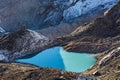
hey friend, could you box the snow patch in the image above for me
[27,29,49,41]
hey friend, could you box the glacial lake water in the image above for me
[16,47,96,72]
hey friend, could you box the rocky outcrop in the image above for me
[63,0,120,53]
[62,35,120,53]
[99,46,120,67]
[0,0,118,32]
[0,29,54,62]
[83,45,120,80]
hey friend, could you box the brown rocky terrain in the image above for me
[63,0,120,53]
[0,63,79,80]
[83,46,120,80]
[0,0,120,80]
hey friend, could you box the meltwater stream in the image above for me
[16,47,96,72]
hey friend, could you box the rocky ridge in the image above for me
[0,29,54,62]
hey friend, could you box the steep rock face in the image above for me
[0,0,118,32]
[0,29,53,62]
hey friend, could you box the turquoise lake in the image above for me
[16,47,96,72]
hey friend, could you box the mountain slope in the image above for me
[0,0,118,32]
[0,0,120,80]
[63,0,120,53]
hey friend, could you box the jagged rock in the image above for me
[99,47,120,67]
[84,46,120,80]
[0,29,53,62]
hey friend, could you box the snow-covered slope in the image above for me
[63,0,118,20]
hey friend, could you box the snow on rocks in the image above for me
[0,29,52,62]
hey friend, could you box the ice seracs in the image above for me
[63,0,118,20]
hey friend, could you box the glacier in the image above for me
[63,0,118,20]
